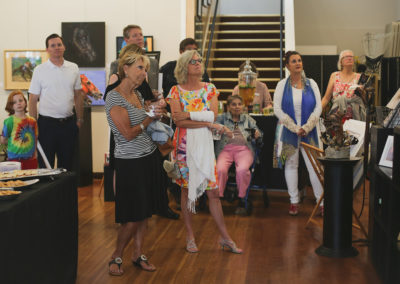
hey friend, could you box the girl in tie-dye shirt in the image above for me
[1,90,38,169]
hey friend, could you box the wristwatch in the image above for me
[140,123,145,131]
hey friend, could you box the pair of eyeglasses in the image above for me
[189,59,202,65]
[234,122,238,130]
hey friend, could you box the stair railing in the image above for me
[203,0,219,74]
[280,0,284,79]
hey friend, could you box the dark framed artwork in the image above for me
[146,51,160,64]
[116,36,153,59]
[62,22,105,67]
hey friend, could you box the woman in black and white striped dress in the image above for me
[105,51,164,275]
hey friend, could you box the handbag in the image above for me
[162,127,181,180]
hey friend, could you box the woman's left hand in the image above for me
[173,111,189,122]
[297,128,306,137]
[223,126,234,138]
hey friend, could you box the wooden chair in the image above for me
[301,142,368,238]
[300,142,325,227]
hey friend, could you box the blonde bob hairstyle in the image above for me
[118,51,150,79]
[119,43,145,59]
[337,49,354,70]
[174,50,203,84]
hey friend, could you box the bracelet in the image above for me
[140,123,145,132]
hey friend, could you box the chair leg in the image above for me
[352,209,368,239]
[305,192,324,228]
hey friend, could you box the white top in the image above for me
[274,77,322,134]
[29,59,82,118]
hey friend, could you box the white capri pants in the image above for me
[284,145,323,205]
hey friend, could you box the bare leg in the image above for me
[206,189,231,240]
[131,219,155,271]
[181,187,195,240]
[109,222,137,274]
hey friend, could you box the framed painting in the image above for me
[62,22,105,67]
[3,50,48,90]
[145,51,160,64]
[116,35,153,59]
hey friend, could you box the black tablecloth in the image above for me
[0,172,78,284]
[250,115,287,190]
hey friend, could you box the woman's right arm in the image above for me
[109,106,155,141]
[321,72,335,110]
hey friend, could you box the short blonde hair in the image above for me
[118,51,150,79]
[119,43,145,59]
[337,49,354,70]
[174,50,203,84]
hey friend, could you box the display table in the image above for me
[250,115,287,189]
[0,172,78,284]
[316,157,361,257]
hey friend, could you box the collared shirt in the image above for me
[29,59,82,118]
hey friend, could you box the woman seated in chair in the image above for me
[215,95,262,214]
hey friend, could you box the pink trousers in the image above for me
[216,144,253,198]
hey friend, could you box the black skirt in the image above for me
[114,150,167,223]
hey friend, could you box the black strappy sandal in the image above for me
[132,254,156,272]
[108,257,123,276]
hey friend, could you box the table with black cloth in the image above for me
[250,115,287,189]
[0,172,78,284]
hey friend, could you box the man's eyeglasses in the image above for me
[189,59,202,65]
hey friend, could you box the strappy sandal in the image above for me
[186,238,199,253]
[108,257,123,276]
[132,254,156,272]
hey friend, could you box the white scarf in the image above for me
[186,111,215,213]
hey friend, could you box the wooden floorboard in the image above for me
[76,180,380,284]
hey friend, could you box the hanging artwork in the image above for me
[79,69,106,106]
[62,22,105,67]
[3,50,48,90]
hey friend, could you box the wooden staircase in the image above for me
[201,15,285,100]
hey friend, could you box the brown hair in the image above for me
[179,38,197,53]
[123,25,142,39]
[227,95,243,105]
[5,90,27,115]
[284,50,301,66]
[45,33,64,48]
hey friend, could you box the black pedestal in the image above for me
[316,157,361,257]
[78,107,93,186]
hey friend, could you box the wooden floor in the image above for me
[76,180,381,284]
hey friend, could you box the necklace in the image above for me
[291,78,301,88]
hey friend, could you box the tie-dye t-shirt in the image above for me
[1,115,38,160]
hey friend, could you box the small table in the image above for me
[0,172,78,284]
[316,157,361,257]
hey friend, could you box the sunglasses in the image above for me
[189,59,202,65]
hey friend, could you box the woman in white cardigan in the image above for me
[166,50,242,254]
[273,51,323,216]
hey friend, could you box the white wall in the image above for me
[294,0,399,56]
[219,0,281,15]
[0,0,184,172]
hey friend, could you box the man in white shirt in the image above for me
[28,33,84,171]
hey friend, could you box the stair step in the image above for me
[213,50,283,58]
[217,24,284,31]
[198,30,284,39]
[209,58,282,68]
[198,30,283,34]
[218,15,283,22]
[214,41,283,48]
[216,21,284,25]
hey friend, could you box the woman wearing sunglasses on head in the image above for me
[166,50,242,254]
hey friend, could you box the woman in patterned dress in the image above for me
[321,50,365,121]
[166,50,242,254]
